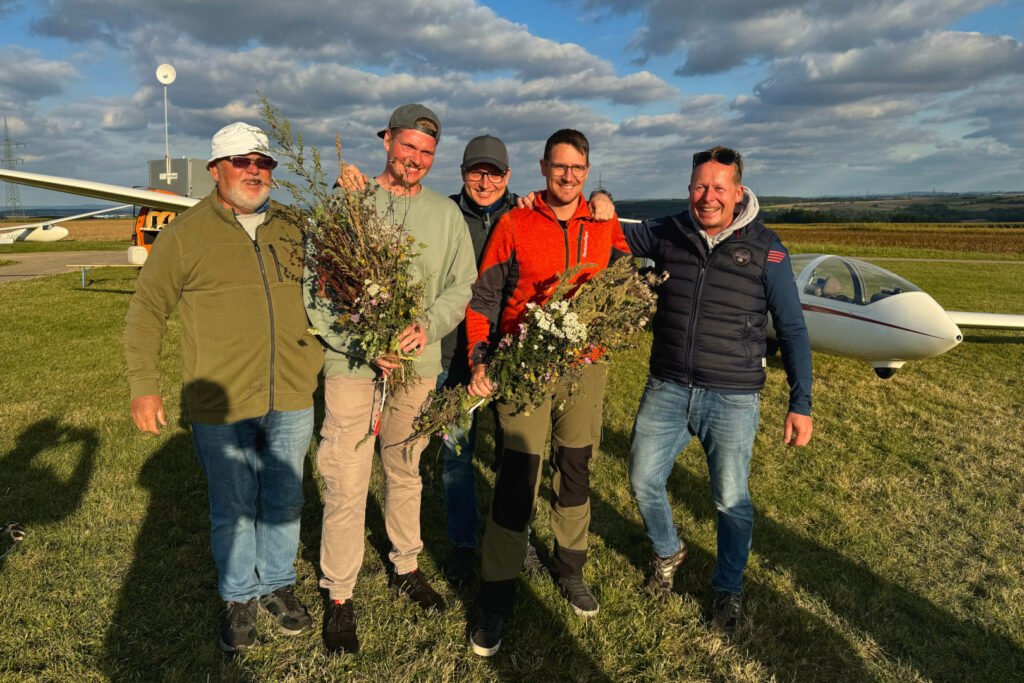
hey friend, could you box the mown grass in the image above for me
[1,251,1022,681]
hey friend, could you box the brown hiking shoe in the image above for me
[647,542,688,597]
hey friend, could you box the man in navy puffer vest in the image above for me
[623,146,813,636]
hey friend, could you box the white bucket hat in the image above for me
[208,122,277,165]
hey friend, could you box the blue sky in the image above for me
[1,0,1023,206]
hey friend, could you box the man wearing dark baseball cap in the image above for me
[308,104,476,656]
[377,103,442,142]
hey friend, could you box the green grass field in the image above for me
[0,240,129,254]
[1,250,1022,681]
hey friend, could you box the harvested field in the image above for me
[0,218,133,242]
[769,222,1024,256]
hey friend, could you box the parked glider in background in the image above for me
[0,168,198,263]
[0,205,132,244]
[776,254,1024,377]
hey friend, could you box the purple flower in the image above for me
[350,313,361,323]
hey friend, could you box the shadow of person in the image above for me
[102,383,253,681]
[0,418,98,571]
[589,423,877,679]
[654,434,1024,680]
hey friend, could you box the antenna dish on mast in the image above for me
[156,64,176,85]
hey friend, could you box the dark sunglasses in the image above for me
[692,148,739,168]
[226,155,277,171]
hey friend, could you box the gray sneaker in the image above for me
[259,585,313,635]
[220,598,257,653]
[647,542,688,597]
[557,575,599,617]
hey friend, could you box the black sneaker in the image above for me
[647,542,688,597]
[470,612,505,657]
[521,543,545,577]
[323,599,359,655]
[259,585,313,635]
[557,575,599,617]
[389,569,447,611]
[443,546,477,588]
[711,590,743,636]
[220,598,257,653]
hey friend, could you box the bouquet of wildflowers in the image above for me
[261,101,425,391]
[411,258,666,447]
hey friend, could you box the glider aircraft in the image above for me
[0,205,132,244]
[3,168,1023,375]
[777,253,1024,378]
[0,168,196,263]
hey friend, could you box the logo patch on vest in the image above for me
[732,248,752,266]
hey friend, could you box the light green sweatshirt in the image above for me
[304,181,476,379]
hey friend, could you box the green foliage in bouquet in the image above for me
[260,100,425,389]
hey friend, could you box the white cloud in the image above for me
[754,32,1024,105]
[0,46,78,101]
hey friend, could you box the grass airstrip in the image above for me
[1,225,1022,681]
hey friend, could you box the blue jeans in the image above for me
[192,407,313,602]
[436,369,479,548]
[628,377,759,595]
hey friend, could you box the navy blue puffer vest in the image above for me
[647,213,779,391]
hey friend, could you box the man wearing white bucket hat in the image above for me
[125,121,324,653]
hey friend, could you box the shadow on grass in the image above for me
[959,333,1024,345]
[605,417,1024,680]
[0,418,97,571]
[101,385,264,681]
[418,411,612,681]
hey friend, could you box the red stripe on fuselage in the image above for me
[801,303,946,339]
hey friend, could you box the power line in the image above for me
[2,117,26,217]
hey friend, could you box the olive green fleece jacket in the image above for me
[125,191,324,424]
[304,181,476,379]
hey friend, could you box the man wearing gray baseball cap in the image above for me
[307,104,476,656]
[125,121,323,653]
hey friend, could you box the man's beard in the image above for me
[390,158,422,188]
[222,180,270,213]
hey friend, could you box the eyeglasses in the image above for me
[692,148,739,168]
[226,155,277,171]
[464,169,507,183]
[545,162,589,177]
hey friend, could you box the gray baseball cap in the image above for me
[462,135,508,172]
[377,103,441,142]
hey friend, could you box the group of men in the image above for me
[124,103,813,658]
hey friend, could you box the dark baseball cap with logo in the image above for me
[461,135,508,172]
[377,103,441,142]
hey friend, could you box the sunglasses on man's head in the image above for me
[226,155,277,171]
[692,149,739,168]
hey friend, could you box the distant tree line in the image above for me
[762,203,1024,224]
[601,196,1024,224]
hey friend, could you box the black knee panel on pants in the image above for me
[492,449,541,531]
[480,578,517,617]
[554,445,592,508]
